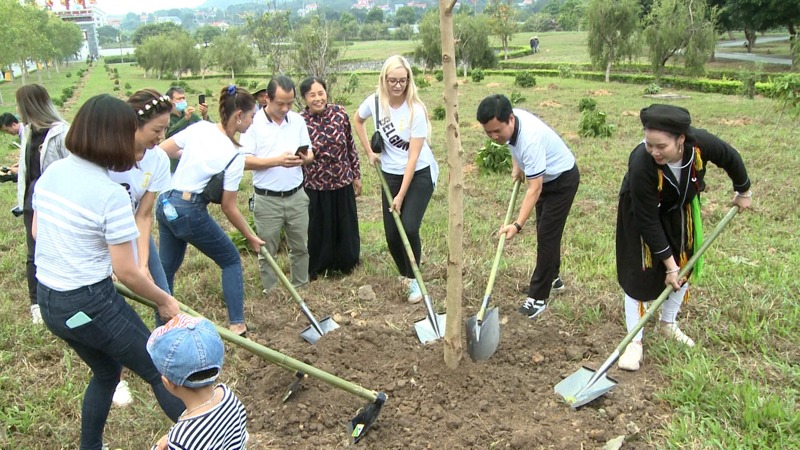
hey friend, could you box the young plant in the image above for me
[578,97,597,112]
[475,139,512,174]
[644,83,661,95]
[515,71,537,88]
[579,109,615,138]
[471,69,485,83]
[510,91,526,105]
[432,105,446,120]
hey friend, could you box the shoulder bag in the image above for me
[370,94,384,154]
[202,154,239,204]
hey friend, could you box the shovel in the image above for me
[555,206,740,409]
[115,283,386,443]
[466,180,522,361]
[374,165,445,344]
[257,243,339,344]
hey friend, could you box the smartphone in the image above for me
[198,94,206,104]
[295,145,309,156]
[66,311,92,329]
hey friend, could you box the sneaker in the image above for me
[112,380,133,407]
[551,277,565,293]
[518,298,547,319]
[618,341,643,371]
[406,278,422,304]
[30,304,43,325]
[661,322,695,347]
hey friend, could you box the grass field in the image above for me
[0,37,798,448]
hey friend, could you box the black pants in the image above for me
[528,164,580,300]
[381,167,434,279]
[307,184,360,279]
[24,209,37,305]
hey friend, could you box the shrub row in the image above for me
[104,55,137,64]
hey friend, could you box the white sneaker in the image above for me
[661,322,695,347]
[30,304,43,325]
[112,380,133,407]
[618,341,643,371]
[405,278,422,304]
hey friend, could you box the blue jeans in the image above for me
[156,191,245,325]
[37,278,184,450]
[147,235,171,327]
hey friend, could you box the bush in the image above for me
[434,71,443,82]
[579,109,615,138]
[432,105,446,121]
[738,66,761,99]
[475,139,512,174]
[249,80,259,90]
[558,65,574,79]
[644,83,661,95]
[471,69,485,83]
[125,90,133,97]
[510,91,526,105]
[113,86,120,91]
[332,94,352,106]
[416,77,430,89]
[65,72,72,78]
[124,82,132,90]
[411,66,422,77]
[205,88,213,97]
[578,97,597,112]
[515,71,536,88]
[103,55,137,64]
[60,95,69,104]
[53,97,64,107]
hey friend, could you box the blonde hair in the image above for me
[376,55,431,141]
[15,84,65,131]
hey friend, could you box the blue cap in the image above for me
[147,314,224,388]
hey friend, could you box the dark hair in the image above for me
[66,94,137,172]
[186,367,220,383]
[128,89,172,127]
[166,86,185,100]
[0,113,18,128]
[267,75,296,100]
[299,77,327,99]
[218,85,255,146]
[476,94,513,124]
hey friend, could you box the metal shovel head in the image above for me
[282,371,306,403]
[348,392,387,444]
[414,313,446,344]
[554,366,618,409]
[299,316,340,345]
[466,307,500,361]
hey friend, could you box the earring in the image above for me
[237,119,241,125]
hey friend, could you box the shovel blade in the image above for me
[282,371,306,403]
[414,313,446,344]
[300,317,340,344]
[554,366,618,409]
[466,307,500,361]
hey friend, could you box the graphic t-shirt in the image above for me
[108,146,171,211]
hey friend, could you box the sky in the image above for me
[95,0,205,16]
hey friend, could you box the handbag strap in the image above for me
[222,154,238,171]
[373,94,380,134]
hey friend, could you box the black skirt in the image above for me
[306,184,360,278]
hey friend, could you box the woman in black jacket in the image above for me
[616,104,752,371]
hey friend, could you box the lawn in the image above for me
[0,46,798,448]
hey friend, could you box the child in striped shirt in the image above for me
[148,315,249,450]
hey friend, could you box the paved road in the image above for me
[714,36,792,66]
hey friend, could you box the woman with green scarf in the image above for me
[616,104,752,371]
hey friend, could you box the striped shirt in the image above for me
[32,155,139,291]
[158,384,249,450]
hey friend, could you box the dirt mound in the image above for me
[232,275,671,448]
[621,110,639,117]
[589,89,613,96]
[539,100,563,108]
[715,117,754,126]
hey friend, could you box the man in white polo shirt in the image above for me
[240,76,314,294]
[477,94,580,320]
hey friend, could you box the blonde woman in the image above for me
[353,55,438,304]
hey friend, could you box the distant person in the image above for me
[15,84,70,324]
[477,94,580,320]
[353,55,439,304]
[299,76,361,279]
[165,86,209,172]
[615,104,752,371]
[253,80,269,111]
[239,76,314,295]
[532,36,540,54]
[0,112,23,139]
[147,314,249,450]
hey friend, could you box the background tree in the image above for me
[365,7,384,24]
[194,25,222,47]
[293,17,341,85]
[45,15,83,71]
[415,10,443,69]
[165,31,201,79]
[209,29,255,80]
[121,12,142,32]
[486,0,518,60]
[132,22,185,45]
[135,34,172,78]
[245,10,292,75]
[644,0,716,81]
[586,0,641,82]
[456,13,497,73]
[337,12,359,40]
[394,6,418,26]
[557,0,587,31]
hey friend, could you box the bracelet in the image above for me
[735,191,752,198]
[665,267,680,274]
[513,222,522,233]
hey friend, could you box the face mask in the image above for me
[175,101,188,112]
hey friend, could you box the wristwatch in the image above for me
[513,222,522,233]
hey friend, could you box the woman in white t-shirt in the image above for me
[157,86,264,337]
[353,55,439,304]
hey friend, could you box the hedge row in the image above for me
[497,60,775,83]
[104,55,137,64]
[484,69,776,96]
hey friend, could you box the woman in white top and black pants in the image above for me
[157,86,264,336]
[33,95,185,450]
[354,55,439,304]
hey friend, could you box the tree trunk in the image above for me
[789,25,798,69]
[744,29,756,53]
[727,30,734,40]
[439,0,464,370]
[605,47,613,83]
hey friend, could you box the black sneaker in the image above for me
[551,277,565,293]
[518,298,547,319]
